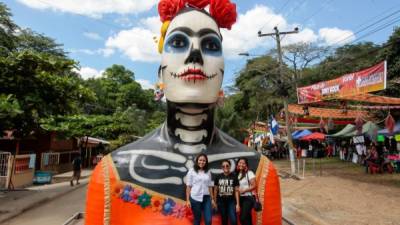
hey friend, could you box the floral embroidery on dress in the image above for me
[114,182,191,219]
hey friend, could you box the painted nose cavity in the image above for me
[185,48,204,65]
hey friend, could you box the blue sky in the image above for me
[4,0,400,89]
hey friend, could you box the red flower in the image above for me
[158,0,186,22]
[209,0,237,30]
[185,0,209,8]
[385,114,396,134]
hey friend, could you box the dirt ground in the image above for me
[274,158,400,225]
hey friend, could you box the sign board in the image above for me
[297,61,387,104]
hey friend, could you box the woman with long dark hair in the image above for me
[213,160,240,225]
[237,157,256,225]
[186,153,215,225]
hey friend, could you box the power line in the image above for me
[330,8,400,46]
[348,17,400,45]
[299,0,333,26]
[277,0,306,27]
[259,0,291,32]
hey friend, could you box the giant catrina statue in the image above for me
[85,0,281,224]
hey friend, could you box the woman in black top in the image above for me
[213,160,240,225]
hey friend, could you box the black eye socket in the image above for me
[204,41,219,51]
[168,34,188,48]
[201,36,222,55]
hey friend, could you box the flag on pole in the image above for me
[270,115,279,135]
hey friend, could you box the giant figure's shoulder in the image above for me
[111,125,169,157]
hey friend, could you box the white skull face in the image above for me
[161,9,224,104]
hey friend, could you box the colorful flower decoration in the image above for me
[121,185,132,202]
[158,0,185,22]
[172,204,187,218]
[138,192,152,208]
[186,0,209,8]
[113,183,124,197]
[158,0,237,28]
[130,188,141,204]
[151,197,164,212]
[117,183,187,219]
[162,198,176,216]
[209,0,237,30]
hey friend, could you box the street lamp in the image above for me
[238,52,264,57]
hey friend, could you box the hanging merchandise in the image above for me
[395,134,400,142]
[355,115,364,135]
[377,134,385,142]
[340,101,348,114]
[303,105,310,116]
[385,113,396,135]
[319,117,326,133]
[327,117,335,132]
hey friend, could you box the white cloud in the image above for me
[69,48,114,57]
[102,5,354,62]
[105,16,161,62]
[17,0,158,18]
[73,67,104,79]
[318,27,355,45]
[98,48,115,57]
[222,5,319,59]
[114,17,134,28]
[83,32,102,40]
[136,79,154,90]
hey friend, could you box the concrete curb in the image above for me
[0,181,88,224]
[284,204,330,225]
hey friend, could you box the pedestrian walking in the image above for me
[186,153,215,225]
[213,160,240,225]
[70,153,82,186]
[237,158,256,225]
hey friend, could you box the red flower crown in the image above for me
[158,0,237,30]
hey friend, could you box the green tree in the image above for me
[42,105,147,150]
[0,3,18,53]
[83,64,157,114]
[0,50,94,137]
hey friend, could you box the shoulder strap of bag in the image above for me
[246,170,260,202]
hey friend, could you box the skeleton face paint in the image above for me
[161,10,224,104]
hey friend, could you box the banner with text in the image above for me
[297,61,387,104]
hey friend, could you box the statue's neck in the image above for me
[166,101,215,154]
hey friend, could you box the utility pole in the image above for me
[258,26,298,174]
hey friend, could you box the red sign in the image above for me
[297,61,387,104]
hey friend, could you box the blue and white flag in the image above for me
[270,115,279,135]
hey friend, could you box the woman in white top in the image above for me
[237,157,256,225]
[186,153,215,225]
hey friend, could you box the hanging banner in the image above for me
[297,61,387,104]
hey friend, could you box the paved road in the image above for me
[3,184,292,225]
[3,185,87,225]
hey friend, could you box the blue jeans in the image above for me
[217,198,237,225]
[190,195,212,225]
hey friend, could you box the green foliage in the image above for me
[82,64,157,115]
[0,3,18,53]
[41,105,146,141]
[0,50,94,137]
[145,111,166,133]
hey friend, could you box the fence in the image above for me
[0,152,11,189]
[11,154,35,188]
[41,152,60,172]
[41,151,80,173]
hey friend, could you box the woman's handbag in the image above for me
[246,172,263,212]
[252,193,262,212]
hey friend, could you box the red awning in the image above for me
[300,132,326,141]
